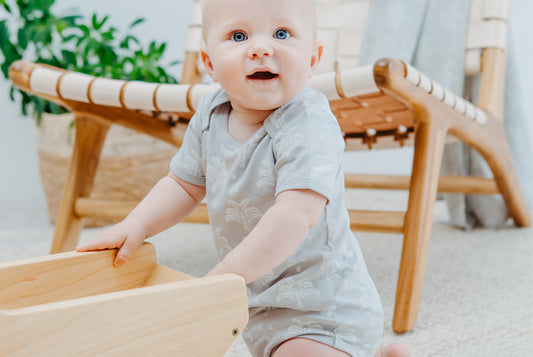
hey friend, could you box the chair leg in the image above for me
[483,138,531,228]
[50,114,110,253]
[392,121,447,333]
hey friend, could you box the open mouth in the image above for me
[247,71,279,80]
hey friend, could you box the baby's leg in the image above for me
[273,337,350,357]
[374,342,412,357]
[273,338,411,357]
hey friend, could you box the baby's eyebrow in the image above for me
[219,20,249,32]
[271,15,300,26]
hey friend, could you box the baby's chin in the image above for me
[244,93,301,112]
[245,101,287,113]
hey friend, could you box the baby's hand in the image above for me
[76,216,147,267]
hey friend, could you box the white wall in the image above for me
[1,0,532,208]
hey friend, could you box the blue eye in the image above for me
[231,31,247,42]
[274,29,290,40]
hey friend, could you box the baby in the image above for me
[78,0,411,356]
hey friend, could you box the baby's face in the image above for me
[201,0,322,113]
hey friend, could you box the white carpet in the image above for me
[1,192,532,357]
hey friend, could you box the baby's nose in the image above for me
[247,40,273,58]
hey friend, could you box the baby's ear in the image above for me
[201,49,218,82]
[310,41,324,73]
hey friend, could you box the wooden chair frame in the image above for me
[8,0,530,334]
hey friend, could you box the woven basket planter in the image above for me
[35,113,177,227]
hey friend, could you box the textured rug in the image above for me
[1,192,532,357]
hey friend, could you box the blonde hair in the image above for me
[200,0,211,43]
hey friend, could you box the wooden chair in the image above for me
[8,0,530,334]
[0,243,248,356]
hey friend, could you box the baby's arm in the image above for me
[206,189,326,283]
[76,172,205,267]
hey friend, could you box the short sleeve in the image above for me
[270,107,345,201]
[169,105,206,186]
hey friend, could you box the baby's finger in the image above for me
[113,239,142,267]
[76,230,125,252]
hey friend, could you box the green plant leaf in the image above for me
[1,1,12,13]
[1,61,10,79]
[101,30,114,42]
[157,42,166,56]
[9,85,15,101]
[0,19,10,53]
[120,34,140,49]
[129,18,145,28]
[96,15,109,30]
[91,13,98,29]
[16,28,28,50]
[78,24,90,36]
[20,93,30,118]
[36,0,55,13]
[61,49,77,66]
[61,33,78,43]
[59,15,82,27]
[0,27,22,79]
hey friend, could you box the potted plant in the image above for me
[0,0,181,226]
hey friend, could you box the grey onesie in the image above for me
[170,87,383,357]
